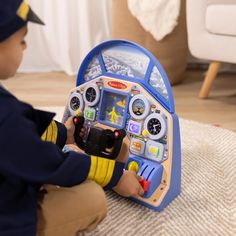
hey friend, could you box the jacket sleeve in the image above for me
[41,120,67,149]
[86,156,124,190]
[0,111,124,189]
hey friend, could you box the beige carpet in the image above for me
[41,107,236,236]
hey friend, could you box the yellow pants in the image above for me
[37,180,107,236]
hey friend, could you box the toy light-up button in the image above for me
[84,107,96,121]
[75,109,81,116]
[149,146,159,156]
[142,129,148,137]
[128,161,139,173]
[145,140,164,162]
[127,120,142,135]
[130,138,145,155]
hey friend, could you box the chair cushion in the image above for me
[206,4,236,37]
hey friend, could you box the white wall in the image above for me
[19,0,112,75]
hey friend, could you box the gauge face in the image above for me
[68,92,84,115]
[85,87,96,103]
[129,94,150,120]
[70,96,81,111]
[147,118,162,135]
[83,83,100,106]
[132,99,145,116]
[144,113,166,140]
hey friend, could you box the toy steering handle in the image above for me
[84,128,126,159]
[73,115,126,159]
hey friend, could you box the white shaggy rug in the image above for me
[40,107,236,236]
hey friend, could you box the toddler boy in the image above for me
[0,1,144,236]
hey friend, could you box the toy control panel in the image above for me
[62,40,181,211]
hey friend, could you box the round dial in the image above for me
[144,113,166,140]
[70,96,81,111]
[83,83,100,106]
[85,87,96,103]
[129,94,150,120]
[68,92,84,115]
[147,118,162,135]
[132,99,145,116]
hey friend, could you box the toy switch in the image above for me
[137,161,163,198]
[139,178,150,192]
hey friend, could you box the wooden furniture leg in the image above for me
[199,61,221,99]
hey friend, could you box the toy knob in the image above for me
[128,161,139,173]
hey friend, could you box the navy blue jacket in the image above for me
[0,86,124,236]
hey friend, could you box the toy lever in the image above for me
[127,161,150,192]
[139,178,150,192]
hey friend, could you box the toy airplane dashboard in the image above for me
[62,40,181,211]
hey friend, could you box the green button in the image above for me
[84,108,95,120]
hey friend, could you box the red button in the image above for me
[73,117,78,124]
[114,130,120,138]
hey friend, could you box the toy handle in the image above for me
[103,129,126,159]
[73,116,85,150]
[84,128,126,160]
[139,178,150,192]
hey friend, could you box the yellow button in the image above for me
[75,109,81,116]
[149,146,160,157]
[128,161,139,173]
[142,129,148,137]
[150,146,155,154]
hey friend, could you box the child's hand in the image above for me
[64,117,85,144]
[113,170,144,198]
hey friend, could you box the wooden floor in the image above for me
[2,69,236,132]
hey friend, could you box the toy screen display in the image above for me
[98,90,128,128]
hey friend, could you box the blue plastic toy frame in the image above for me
[76,40,175,114]
[75,40,181,211]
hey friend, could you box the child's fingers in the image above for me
[138,186,145,196]
[67,116,74,123]
[132,185,144,198]
[136,175,145,196]
[136,175,143,181]
[80,127,85,132]
[79,128,85,137]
